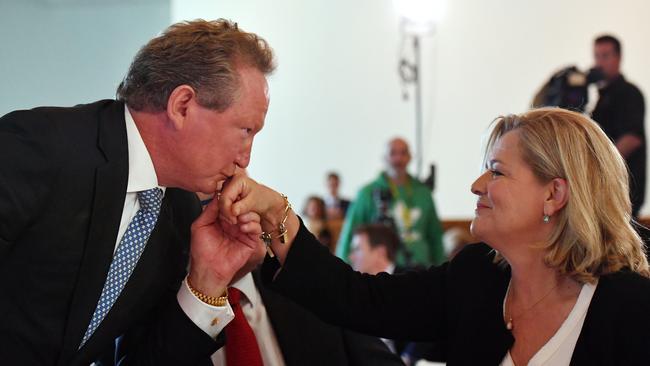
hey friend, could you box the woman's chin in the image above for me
[469,218,487,243]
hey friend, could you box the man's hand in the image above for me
[187,196,264,298]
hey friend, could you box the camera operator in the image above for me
[336,138,445,268]
[591,34,646,217]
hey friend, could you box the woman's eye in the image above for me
[490,169,503,178]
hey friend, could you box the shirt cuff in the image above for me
[177,276,235,338]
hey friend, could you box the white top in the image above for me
[500,280,598,366]
[210,273,286,366]
[121,107,235,338]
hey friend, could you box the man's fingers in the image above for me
[238,212,261,224]
[193,193,220,228]
[240,221,262,235]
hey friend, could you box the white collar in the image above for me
[124,106,164,194]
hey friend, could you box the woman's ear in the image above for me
[544,177,569,216]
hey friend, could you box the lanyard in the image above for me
[385,174,414,232]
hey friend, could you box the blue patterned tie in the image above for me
[80,188,163,347]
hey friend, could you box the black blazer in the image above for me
[251,271,404,366]
[0,101,220,365]
[340,199,351,215]
[261,222,650,365]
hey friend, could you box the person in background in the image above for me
[350,224,444,365]
[324,171,350,248]
[591,34,646,217]
[349,224,400,276]
[337,138,444,268]
[303,195,334,252]
[349,224,400,354]
[325,171,352,219]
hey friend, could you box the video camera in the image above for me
[534,66,604,112]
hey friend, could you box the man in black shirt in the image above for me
[591,35,646,217]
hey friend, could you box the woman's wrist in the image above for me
[260,192,292,248]
[261,190,291,229]
[268,212,300,264]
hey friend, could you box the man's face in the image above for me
[327,176,339,196]
[349,233,384,274]
[594,42,620,81]
[386,139,411,176]
[175,67,269,194]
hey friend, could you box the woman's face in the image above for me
[470,131,550,249]
[306,199,324,219]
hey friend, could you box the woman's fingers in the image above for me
[219,175,254,224]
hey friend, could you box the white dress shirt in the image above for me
[120,107,234,339]
[500,280,598,366]
[210,273,286,366]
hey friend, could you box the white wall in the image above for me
[3,1,648,219]
[0,0,170,114]
[172,0,650,218]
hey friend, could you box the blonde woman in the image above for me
[214,108,650,365]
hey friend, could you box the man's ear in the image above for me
[544,177,569,217]
[166,85,196,131]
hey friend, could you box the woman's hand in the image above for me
[219,175,287,232]
[219,174,300,264]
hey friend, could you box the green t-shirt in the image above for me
[336,172,445,267]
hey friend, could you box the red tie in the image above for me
[225,287,264,366]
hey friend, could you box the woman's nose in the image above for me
[471,172,488,196]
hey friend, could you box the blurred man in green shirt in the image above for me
[336,138,444,267]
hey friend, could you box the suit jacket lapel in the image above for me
[59,101,129,365]
[75,196,183,362]
[569,274,611,365]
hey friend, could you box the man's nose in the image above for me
[236,150,251,169]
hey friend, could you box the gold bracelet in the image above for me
[260,193,291,243]
[260,193,292,255]
[186,277,228,307]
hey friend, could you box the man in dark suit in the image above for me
[349,224,443,365]
[325,171,352,219]
[0,19,274,365]
[591,34,646,217]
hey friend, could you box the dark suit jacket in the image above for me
[262,222,650,365]
[0,100,221,365]
[340,199,351,215]
[249,271,403,366]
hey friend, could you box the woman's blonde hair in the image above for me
[486,107,649,283]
